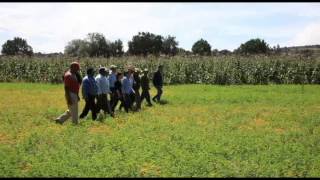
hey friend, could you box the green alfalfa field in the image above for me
[0,83,320,177]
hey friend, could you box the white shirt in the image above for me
[95,74,111,95]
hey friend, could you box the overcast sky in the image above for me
[1,3,320,53]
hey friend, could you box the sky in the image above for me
[1,3,320,53]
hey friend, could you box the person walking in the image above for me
[133,68,142,111]
[79,67,98,120]
[95,67,114,118]
[152,65,164,103]
[112,72,126,112]
[55,62,81,125]
[109,65,117,113]
[122,67,135,112]
[140,68,153,107]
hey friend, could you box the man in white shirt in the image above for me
[96,67,114,118]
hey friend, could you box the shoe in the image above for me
[55,119,63,124]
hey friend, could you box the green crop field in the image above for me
[0,83,320,177]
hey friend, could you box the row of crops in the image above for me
[0,55,320,85]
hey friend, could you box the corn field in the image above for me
[0,55,320,85]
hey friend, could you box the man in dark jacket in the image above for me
[152,65,163,102]
[141,68,153,106]
[133,68,141,111]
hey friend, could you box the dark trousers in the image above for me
[96,94,112,116]
[141,89,152,105]
[123,93,135,113]
[153,86,163,102]
[112,94,126,112]
[134,89,141,110]
[109,88,116,112]
[79,95,97,120]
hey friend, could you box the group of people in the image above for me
[55,62,164,125]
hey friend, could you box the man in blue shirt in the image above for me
[122,67,136,112]
[79,67,98,120]
[95,67,114,118]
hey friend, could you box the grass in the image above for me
[0,83,320,177]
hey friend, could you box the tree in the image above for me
[128,32,163,56]
[162,35,178,56]
[1,37,33,56]
[64,39,90,57]
[86,33,111,57]
[235,38,270,55]
[219,49,232,56]
[64,33,114,58]
[110,39,124,57]
[211,49,219,56]
[191,39,211,56]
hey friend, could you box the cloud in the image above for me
[289,22,320,46]
[0,3,320,53]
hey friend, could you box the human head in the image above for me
[134,68,141,75]
[158,65,163,72]
[99,67,107,76]
[70,62,80,73]
[87,67,95,76]
[143,68,149,76]
[123,70,128,77]
[128,66,134,75]
[110,65,117,73]
[116,72,123,80]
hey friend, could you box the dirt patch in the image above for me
[274,128,285,134]
[20,162,32,173]
[0,133,12,144]
[170,117,183,124]
[88,125,113,135]
[238,117,269,131]
[140,163,161,176]
[238,125,253,131]
[254,118,269,127]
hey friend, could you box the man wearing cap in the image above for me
[79,67,98,120]
[122,67,136,112]
[55,62,81,124]
[152,65,164,102]
[140,68,153,107]
[95,67,114,118]
[109,65,117,113]
[133,68,142,111]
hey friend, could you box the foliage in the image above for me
[128,32,163,57]
[1,37,33,56]
[0,55,320,85]
[162,36,179,56]
[64,39,90,57]
[64,33,124,58]
[0,83,320,177]
[235,38,270,55]
[110,39,124,57]
[192,39,211,56]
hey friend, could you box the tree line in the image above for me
[0,32,313,57]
